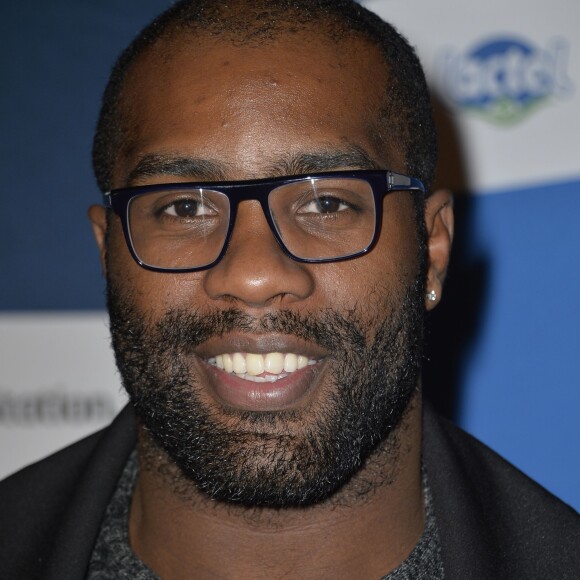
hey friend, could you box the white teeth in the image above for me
[246,353,265,376]
[208,352,318,379]
[283,353,297,372]
[223,353,233,373]
[232,352,247,374]
[265,352,284,374]
[242,373,288,383]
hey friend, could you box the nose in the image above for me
[202,201,315,308]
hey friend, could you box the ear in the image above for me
[88,204,108,276]
[423,190,454,311]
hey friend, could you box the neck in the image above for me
[129,393,424,579]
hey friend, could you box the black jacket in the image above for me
[0,404,578,579]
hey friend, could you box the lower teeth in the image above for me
[235,373,289,382]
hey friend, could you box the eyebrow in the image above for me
[126,155,230,186]
[271,146,383,175]
[125,145,383,186]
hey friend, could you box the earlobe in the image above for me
[423,190,454,310]
[88,204,108,276]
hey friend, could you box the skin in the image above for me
[89,31,453,580]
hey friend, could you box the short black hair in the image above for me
[92,0,437,193]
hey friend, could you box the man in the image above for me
[0,0,578,578]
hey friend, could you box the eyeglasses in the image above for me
[103,169,425,273]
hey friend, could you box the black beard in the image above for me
[107,278,425,508]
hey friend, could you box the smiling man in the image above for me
[1,1,578,578]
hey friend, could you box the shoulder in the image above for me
[423,404,580,579]
[0,405,136,579]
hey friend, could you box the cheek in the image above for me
[313,197,420,305]
[106,218,207,315]
[376,195,423,280]
[309,258,417,323]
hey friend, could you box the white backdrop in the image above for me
[0,314,125,477]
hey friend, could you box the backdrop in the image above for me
[1,0,579,510]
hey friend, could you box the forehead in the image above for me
[115,31,397,183]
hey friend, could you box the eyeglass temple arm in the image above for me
[387,171,425,193]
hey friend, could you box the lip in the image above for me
[194,333,328,360]
[193,334,328,412]
[201,359,325,411]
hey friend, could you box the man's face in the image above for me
[96,33,427,507]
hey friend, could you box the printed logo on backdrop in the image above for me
[0,388,117,424]
[439,36,574,125]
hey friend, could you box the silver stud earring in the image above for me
[426,289,437,302]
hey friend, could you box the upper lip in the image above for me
[194,333,328,359]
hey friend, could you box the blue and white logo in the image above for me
[440,36,573,124]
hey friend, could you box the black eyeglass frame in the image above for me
[103,169,425,273]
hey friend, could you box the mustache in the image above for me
[151,307,367,353]
[107,278,421,364]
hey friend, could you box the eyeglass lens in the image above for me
[127,177,377,269]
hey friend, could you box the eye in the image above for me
[162,198,214,218]
[299,196,350,214]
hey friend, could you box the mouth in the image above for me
[195,335,328,412]
[206,352,318,383]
